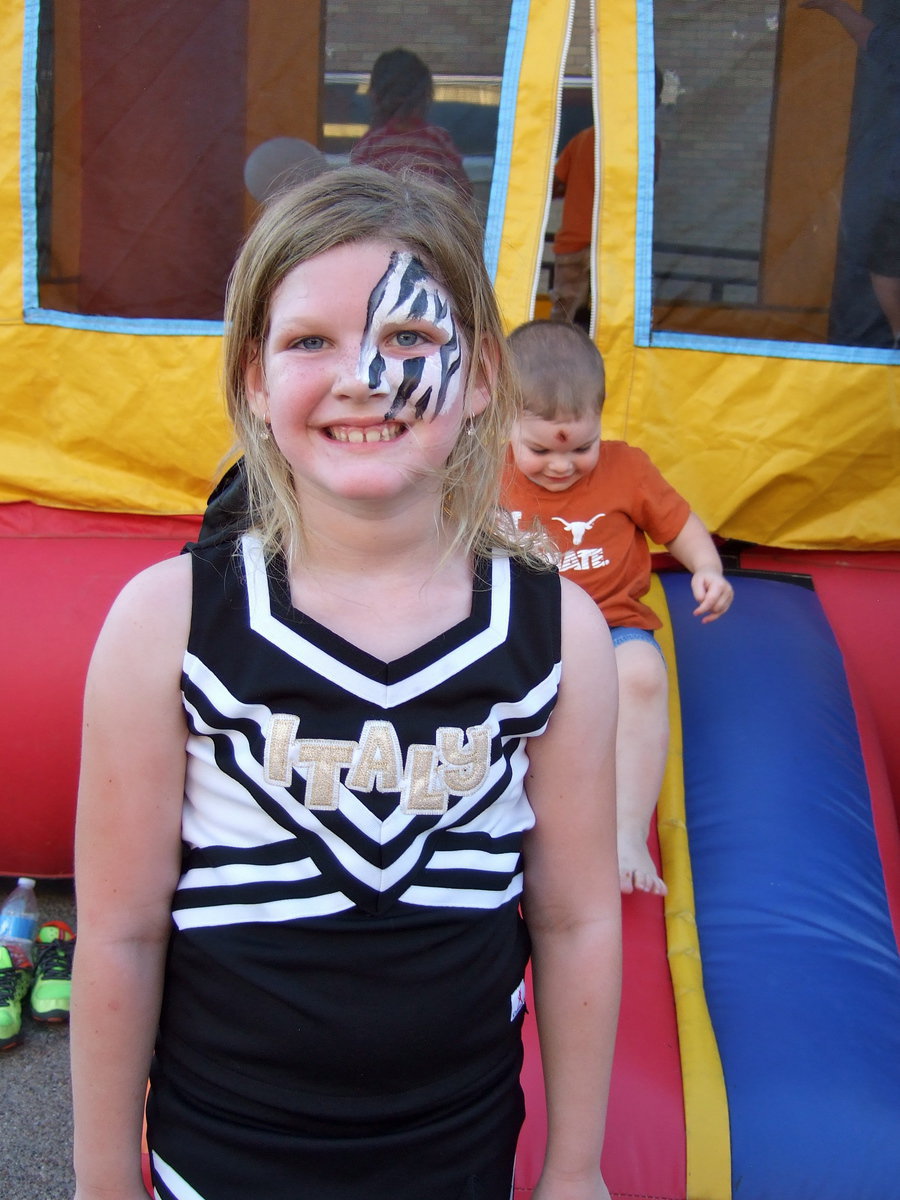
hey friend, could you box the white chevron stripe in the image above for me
[184,714,532,897]
[424,849,521,873]
[173,838,526,927]
[178,857,321,889]
[400,874,524,909]
[181,733,297,850]
[241,533,512,708]
[172,892,356,930]
[182,664,547,855]
[152,1151,208,1200]
[183,651,556,842]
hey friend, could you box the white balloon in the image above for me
[243,138,329,202]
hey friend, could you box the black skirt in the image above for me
[146,1044,524,1200]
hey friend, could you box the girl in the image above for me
[71,167,621,1200]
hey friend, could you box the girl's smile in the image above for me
[325,421,407,444]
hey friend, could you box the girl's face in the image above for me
[246,239,489,512]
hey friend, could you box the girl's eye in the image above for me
[393,330,427,348]
[293,335,326,351]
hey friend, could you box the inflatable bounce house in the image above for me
[2,1,899,1197]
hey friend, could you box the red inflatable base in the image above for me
[0,503,200,877]
[514,825,686,1199]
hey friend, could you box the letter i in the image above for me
[264,714,300,785]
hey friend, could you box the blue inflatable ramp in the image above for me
[661,571,900,1200]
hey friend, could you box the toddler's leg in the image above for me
[614,638,669,895]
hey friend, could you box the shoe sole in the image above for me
[31,1010,69,1024]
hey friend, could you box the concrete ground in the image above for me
[0,877,77,1199]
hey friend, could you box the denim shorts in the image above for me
[610,626,666,663]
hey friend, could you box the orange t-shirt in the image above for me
[502,440,691,630]
[553,127,595,255]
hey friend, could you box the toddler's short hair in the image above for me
[507,320,605,420]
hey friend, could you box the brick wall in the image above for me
[654,1,780,279]
[325,0,513,76]
[565,0,594,80]
[325,0,594,80]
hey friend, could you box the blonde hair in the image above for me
[507,319,605,421]
[224,165,531,566]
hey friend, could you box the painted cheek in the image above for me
[412,340,464,422]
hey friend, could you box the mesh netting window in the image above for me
[652,0,900,349]
[33,0,512,324]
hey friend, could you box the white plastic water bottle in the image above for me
[0,877,39,965]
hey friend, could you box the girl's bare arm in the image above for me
[523,579,621,1200]
[71,554,191,1200]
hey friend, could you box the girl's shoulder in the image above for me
[113,552,192,618]
[89,554,192,694]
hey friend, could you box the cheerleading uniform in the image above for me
[146,533,562,1200]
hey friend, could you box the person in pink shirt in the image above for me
[351,48,473,203]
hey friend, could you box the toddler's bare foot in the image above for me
[618,831,667,895]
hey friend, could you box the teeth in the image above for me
[329,424,403,443]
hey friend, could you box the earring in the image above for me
[464,418,476,437]
[259,420,270,442]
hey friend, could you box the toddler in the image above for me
[504,319,733,895]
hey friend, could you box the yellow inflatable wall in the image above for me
[2,0,898,549]
[495,0,899,551]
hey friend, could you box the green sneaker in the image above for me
[0,945,33,1050]
[30,921,75,1024]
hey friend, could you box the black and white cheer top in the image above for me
[156,533,562,1117]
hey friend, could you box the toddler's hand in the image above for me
[691,569,733,623]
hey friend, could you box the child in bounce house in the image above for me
[503,319,733,896]
[70,168,621,1200]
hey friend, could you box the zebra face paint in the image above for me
[358,251,464,423]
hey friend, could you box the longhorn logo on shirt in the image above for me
[510,509,610,572]
[552,513,605,546]
[262,716,492,814]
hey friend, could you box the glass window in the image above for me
[323,0,513,223]
[652,0,900,351]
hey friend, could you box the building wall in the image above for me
[654,1,779,268]
[325,0,513,76]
